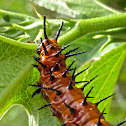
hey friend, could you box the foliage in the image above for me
[0,0,126,126]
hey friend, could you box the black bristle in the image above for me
[62,59,76,77]
[65,51,87,58]
[95,93,115,106]
[54,44,70,57]
[81,75,98,91]
[39,62,47,69]
[67,67,76,89]
[33,56,40,62]
[47,40,50,45]
[34,57,47,69]
[68,68,74,71]
[32,88,42,97]
[75,81,88,84]
[32,84,61,96]
[42,87,61,96]
[49,67,55,81]
[95,109,106,125]
[40,37,43,41]
[81,86,94,106]
[32,64,38,69]
[116,119,126,126]
[43,15,48,39]
[29,84,40,87]
[29,81,40,87]
[61,122,66,126]
[36,47,41,55]
[64,103,75,114]
[74,67,89,78]
[38,103,51,110]
[53,58,63,71]
[64,47,79,55]
[41,38,48,55]
[55,21,64,41]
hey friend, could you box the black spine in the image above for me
[62,59,76,77]
[41,38,48,55]
[65,51,87,58]
[75,81,88,84]
[95,93,115,106]
[53,58,63,71]
[67,67,76,89]
[54,44,70,57]
[36,47,41,55]
[81,86,94,105]
[116,119,126,126]
[64,103,75,114]
[95,109,106,125]
[74,67,89,78]
[29,84,40,87]
[32,88,41,97]
[55,21,64,40]
[42,87,61,96]
[47,40,50,45]
[61,122,66,126]
[81,75,98,91]
[43,15,48,39]
[30,84,61,96]
[38,103,51,110]
[64,47,79,55]
[39,62,47,69]
[32,64,38,69]
[33,56,40,62]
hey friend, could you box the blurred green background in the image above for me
[0,0,126,126]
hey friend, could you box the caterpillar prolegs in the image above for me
[31,16,126,126]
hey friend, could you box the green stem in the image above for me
[0,35,37,49]
[0,9,35,21]
[58,13,126,46]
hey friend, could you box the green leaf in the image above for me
[0,35,36,116]
[32,0,119,18]
[0,35,61,126]
[96,28,126,50]
[64,34,107,67]
[75,43,126,120]
[0,105,28,126]
[0,0,35,17]
[0,7,126,126]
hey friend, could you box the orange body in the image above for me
[37,39,112,126]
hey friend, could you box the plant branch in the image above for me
[0,9,35,21]
[58,13,126,46]
[0,35,37,49]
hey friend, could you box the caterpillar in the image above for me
[31,16,126,126]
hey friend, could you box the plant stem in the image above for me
[0,35,37,49]
[0,9,35,21]
[58,13,126,46]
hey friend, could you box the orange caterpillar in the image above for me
[31,16,126,126]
